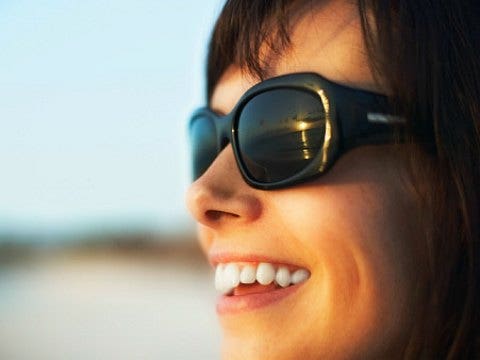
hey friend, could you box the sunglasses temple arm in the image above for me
[339,109,406,151]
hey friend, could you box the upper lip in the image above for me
[208,251,309,271]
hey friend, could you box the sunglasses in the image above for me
[189,72,405,190]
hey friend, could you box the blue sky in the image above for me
[0,0,224,235]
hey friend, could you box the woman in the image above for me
[186,0,480,358]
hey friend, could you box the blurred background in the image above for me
[0,1,223,359]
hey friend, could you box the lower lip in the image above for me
[216,282,306,315]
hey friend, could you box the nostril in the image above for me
[205,210,240,221]
[206,210,222,221]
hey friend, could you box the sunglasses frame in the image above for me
[189,72,405,190]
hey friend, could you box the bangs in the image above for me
[206,0,311,101]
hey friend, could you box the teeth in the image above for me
[214,262,310,295]
[223,263,240,291]
[215,263,224,291]
[275,266,291,288]
[214,264,231,294]
[256,263,276,285]
[291,269,310,284]
[240,264,256,284]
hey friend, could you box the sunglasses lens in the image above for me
[237,89,326,183]
[190,115,217,179]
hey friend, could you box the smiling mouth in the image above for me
[215,262,310,296]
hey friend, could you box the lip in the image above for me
[216,281,307,315]
[208,252,308,270]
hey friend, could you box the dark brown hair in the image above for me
[205,0,480,358]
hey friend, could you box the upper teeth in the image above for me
[215,262,310,295]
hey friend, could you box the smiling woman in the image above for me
[186,0,480,359]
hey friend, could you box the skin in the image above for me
[187,1,422,359]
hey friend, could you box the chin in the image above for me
[221,335,303,360]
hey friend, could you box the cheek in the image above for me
[269,182,418,354]
[273,183,392,259]
[274,181,414,273]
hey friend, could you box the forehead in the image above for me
[211,0,380,114]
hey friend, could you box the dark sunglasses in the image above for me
[188,72,405,190]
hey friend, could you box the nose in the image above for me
[186,145,263,229]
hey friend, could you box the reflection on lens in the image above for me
[237,89,326,183]
[189,116,217,179]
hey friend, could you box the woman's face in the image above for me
[187,1,420,359]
